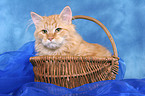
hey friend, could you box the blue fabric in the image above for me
[0,41,35,94]
[1,41,145,96]
[14,79,145,96]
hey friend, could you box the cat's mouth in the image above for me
[43,42,63,50]
[42,38,64,50]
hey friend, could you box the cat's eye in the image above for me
[55,28,62,32]
[42,30,47,33]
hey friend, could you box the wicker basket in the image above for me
[30,15,119,89]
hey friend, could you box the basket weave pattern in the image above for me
[30,15,119,89]
[30,56,119,88]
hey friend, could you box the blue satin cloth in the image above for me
[0,41,144,96]
[14,79,145,96]
[0,41,35,94]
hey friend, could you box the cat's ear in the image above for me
[31,12,43,26]
[59,6,72,25]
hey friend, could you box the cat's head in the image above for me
[31,6,76,50]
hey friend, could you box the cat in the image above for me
[31,6,111,56]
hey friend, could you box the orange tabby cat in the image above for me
[31,6,111,56]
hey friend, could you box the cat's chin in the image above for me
[45,46,59,50]
[43,43,61,50]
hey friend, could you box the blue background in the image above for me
[0,0,145,79]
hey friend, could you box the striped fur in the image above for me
[31,6,111,56]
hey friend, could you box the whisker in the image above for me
[25,19,34,33]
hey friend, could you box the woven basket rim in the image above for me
[30,55,119,63]
[30,55,116,58]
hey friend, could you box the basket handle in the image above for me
[72,15,118,58]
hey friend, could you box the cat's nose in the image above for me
[48,37,54,41]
